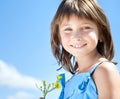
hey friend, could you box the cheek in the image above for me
[61,38,68,47]
[88,31,98,41]
[60,36,70,50]
[60,34,70,43]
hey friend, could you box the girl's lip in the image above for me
[71,43,87,48]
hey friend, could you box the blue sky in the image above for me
[0,0,120,99]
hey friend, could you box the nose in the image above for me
[73,31,82,41]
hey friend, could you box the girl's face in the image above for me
[59,14,99,58]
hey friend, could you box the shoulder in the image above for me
[93,61,119,79]
[92,61,120,99]
[95,61,119,76]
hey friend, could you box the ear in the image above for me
[98,39,102,42]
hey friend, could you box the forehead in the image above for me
[59,14,96,26]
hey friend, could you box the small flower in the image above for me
[57,75,62,80]
[42,80,46,87]
[54,81,62,89]
[36,75,62,99]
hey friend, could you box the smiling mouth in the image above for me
[71,43,87,49]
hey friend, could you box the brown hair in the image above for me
[51,0,115,74]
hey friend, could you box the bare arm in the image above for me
[93,62,120,99]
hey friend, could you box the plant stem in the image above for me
[48,87,56,93]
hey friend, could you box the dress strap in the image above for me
[89,61,109,76]
[58,73,65,99]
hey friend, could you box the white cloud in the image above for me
[7,91,35,99]
[0,60,39,89]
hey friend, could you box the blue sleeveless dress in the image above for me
[59,61,104,99]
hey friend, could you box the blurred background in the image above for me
[0,0,120,99]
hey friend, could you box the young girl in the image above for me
[51,0,120,99]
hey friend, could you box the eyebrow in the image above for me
[60,23,71,26]
[61,22,94,27]
[81,21,95,25]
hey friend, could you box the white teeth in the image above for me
[75,45,81,48]
[72,44,86,48]
[73,45,81,48]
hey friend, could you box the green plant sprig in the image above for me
[36,75,62,99]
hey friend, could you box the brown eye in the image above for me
[64,28,72,31]
[82,26,91,30]
[64,28,72,34]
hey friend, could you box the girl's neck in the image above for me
[76,52,104,73]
